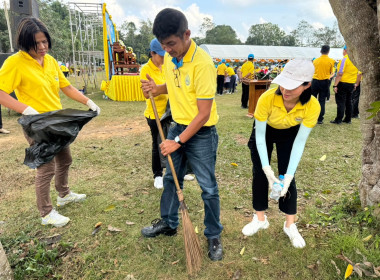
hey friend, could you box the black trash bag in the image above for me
[18,108,97,169]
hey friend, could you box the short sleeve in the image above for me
[253,90,272,122]
[139,64,149,81]
[0,57,21,93]
[302,96,321,128]
[194,61,216,99]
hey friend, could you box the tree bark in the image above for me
[0,241,13,280]
[329,0,380,206]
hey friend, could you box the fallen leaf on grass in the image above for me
[125,221,135,225]
[252,257,270,264]
[307,260,321,270]
[362,235,372,242]
[231,162,238,167]
[147,244,152,251]
[104,205,115,212]
[195,226,199,234]
[232,270,241,280]
[171,259,180,265]
[39,234,61,245]
[319,155,327,161]
[240,247,245,256]
[331,260,341,276]
[107,225,122,232]
[345,264,353,279]
[137,209,144,214]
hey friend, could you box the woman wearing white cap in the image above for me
[242,59,321,248]
[140,38,168,189]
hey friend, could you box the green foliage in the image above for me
[1,231,72,279]
[0,9,11,52]
[204,25,241,45]
[366,100,380,121]
[246,22,294,46]
[118,20,154,64]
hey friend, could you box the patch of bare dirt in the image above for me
[78,117,149,140]
[234,134,249,145]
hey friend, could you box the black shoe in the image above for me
[342,119,351,124]
[352,115,359,119]
[241,106,248,109]
[317,121,323,125]
[141,219,177,238]
[207,237,223,261]
[330,120,342,124]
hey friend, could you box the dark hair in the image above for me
[153,8,188,41]
[275,82,312,105]
[321,45,330,54]
[16,17,52,52]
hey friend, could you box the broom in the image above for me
[148,91,202,275]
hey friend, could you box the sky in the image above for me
[95,0,338,42]
[4,0,338,42]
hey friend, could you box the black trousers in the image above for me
[311,79,329,122]
[352,84,360,117]
[248,123,299,215]
[217,75,225,95]
[146,117,168,178]
[334,82,354,122]
[241,83,249,108]
[229,75,236,93]
[0,104,3,129]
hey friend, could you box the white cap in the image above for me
[272,59,315,90]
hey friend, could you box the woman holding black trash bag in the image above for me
[242,59,320,248]
[0,17,100,227]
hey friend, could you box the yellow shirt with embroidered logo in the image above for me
[140,59,168,119]
[312,54,335,80]
[254,87,321,129]
[0,51,70,113]
[163,40,218,126]
[217,63,227,76]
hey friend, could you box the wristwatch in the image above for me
[174,135,183,145]
[333,85,338,88]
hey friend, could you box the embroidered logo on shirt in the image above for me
[55,75,59,81]
[185,74,190,86]
[295,117,303,122]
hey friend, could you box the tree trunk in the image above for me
[0,241,13,280]
[329,0,380,206]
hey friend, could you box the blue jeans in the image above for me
[160,122,223,239]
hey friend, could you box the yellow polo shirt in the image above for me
[254,87,321,129]
[0,51,70,113]
[312,55,335,80]
[226,67,235,77]
[60,65,69,72]
[337,55,359,84]
[140,59,168,119]
[163,39,218,126]
[241,61,255,79]
[217,63,227,76]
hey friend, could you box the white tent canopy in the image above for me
[199,44,343,62]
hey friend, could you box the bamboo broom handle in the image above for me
[148,92,184,201]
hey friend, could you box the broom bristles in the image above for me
[180,201,202,275]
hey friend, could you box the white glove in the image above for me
[262,166,280,191]
[22,106,39,115]
[280,174,294,197]
[86,99,100,115]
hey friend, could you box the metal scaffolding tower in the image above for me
[68,2,104,89]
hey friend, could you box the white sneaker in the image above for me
[0,128,10,134]
[57,191,86,206]
[154,176,163,189]
[184,174,195,181]
[283,222,306,248]
[242,214,269,236]
[41,209,70,227]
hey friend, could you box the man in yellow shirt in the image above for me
[239,54,255,108]
[311,45,335,124]
[331,45,360,124]
[226,64,236,93]
[140,8,223,261]
[216,59,227,95]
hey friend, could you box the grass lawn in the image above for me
[0,80,379,280]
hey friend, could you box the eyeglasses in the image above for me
[173,68,181,88]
